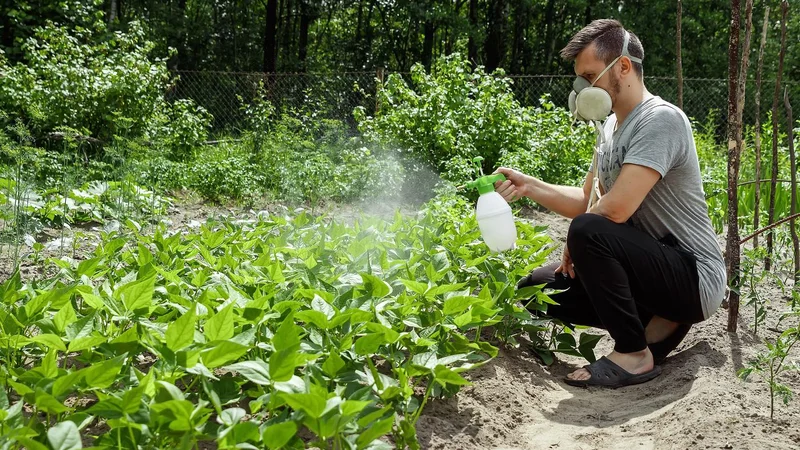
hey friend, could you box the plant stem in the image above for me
[411,379,434,424]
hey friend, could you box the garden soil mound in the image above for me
[416,210,800,450]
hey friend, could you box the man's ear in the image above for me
[619,57,633,77]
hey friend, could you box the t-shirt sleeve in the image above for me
[623,106,687,178]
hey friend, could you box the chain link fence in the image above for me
[172,70,799,135]
[1,70,797,278]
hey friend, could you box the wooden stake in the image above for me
[677,0,684,110]
[753,6,770,249]
[726,0,753,333]
[784,87,799,285]
[766,1,790,271]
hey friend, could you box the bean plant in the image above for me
[0,193,587,449]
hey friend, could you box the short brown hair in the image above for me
[560,19,644,78]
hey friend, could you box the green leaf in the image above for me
[578,332,604,363]
[410,352,438,371]
[68,334,106,352]
[427,283,467,297]
[271,313,301,352]
[433,365,471,387]
[224,360,271,385]
[115,274,155,314]
[269,349,300,382]
[354,333,385,355]
[40,349,58,379]
[202,341,248,368]
[47,421,82,450]
[340,400,371,418]
[34,390,69,414]
[281,393,326,419]
[295,310,329,330]
[16,438,49,450]
[205,303,235,342]
[360,273,391,298]
[453,310,473,328]
[78,292,105,310]
[166,304,196,351]
[322,352,346,377]
[219,407,246,426]
[52,371,85,397]
[355,415,394,449]
[431,252,451,273]
[443,296,478,316]
[311,295,336,319]
[83,355,126,389]
[261,421,297,450]
[400,279,427,295]
[77,257,102,278]
[30,333,66,351]
[53,303,78,334]
[65,314,95,341]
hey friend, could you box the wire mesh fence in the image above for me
[171,70,799,135]
[1,69,799,277]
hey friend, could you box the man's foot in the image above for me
[566,348,654,381]
[645,316,680,345]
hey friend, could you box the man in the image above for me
[493,19,726,388]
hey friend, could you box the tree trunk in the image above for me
[753,7,770,249]
[484,0,505,72]
[263,0,278,73]
[724,0,742,332]
[108,0,118,25]
[785,87,799,286]
[542,0,557,73]
[422,16,435,69]
[766,1,790,271]
[676,0,683,109]
[282,0,293,64]
[298,1,315,72]
[468,0,479,66]
[364,3,375,68]
[510,0,526,73]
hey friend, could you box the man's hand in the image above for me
[493,167,531,202]
[555,245,576,278]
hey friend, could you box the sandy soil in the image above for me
[417,209,800,450]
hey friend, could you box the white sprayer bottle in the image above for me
[466,158,517,252]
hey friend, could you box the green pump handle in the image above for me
[466,173,506,195]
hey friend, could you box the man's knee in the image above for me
[567,213,611,247]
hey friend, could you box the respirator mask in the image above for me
[568,30,642,122]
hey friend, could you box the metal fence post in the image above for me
[376,67,385,114]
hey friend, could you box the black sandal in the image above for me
[564,356,662,388]
[649,323,692,365]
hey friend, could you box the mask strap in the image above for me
[590,30,642,87]
[622,31,643,64]
[586,120,606,212]
[590,56,620,87]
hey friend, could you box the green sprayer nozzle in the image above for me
[466,173,506,195]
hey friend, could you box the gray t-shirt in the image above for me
[595,96,726,319]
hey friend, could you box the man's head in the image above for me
[561,20,644,111]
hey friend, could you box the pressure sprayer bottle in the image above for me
[465,157,517,252]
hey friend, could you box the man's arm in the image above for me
[527,171,595,219]
[494,168,594,219]
[590,163,661,223]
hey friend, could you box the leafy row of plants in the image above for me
[0,193,591,449]
[355,54,596,191]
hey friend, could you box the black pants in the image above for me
[518,213,705,353]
